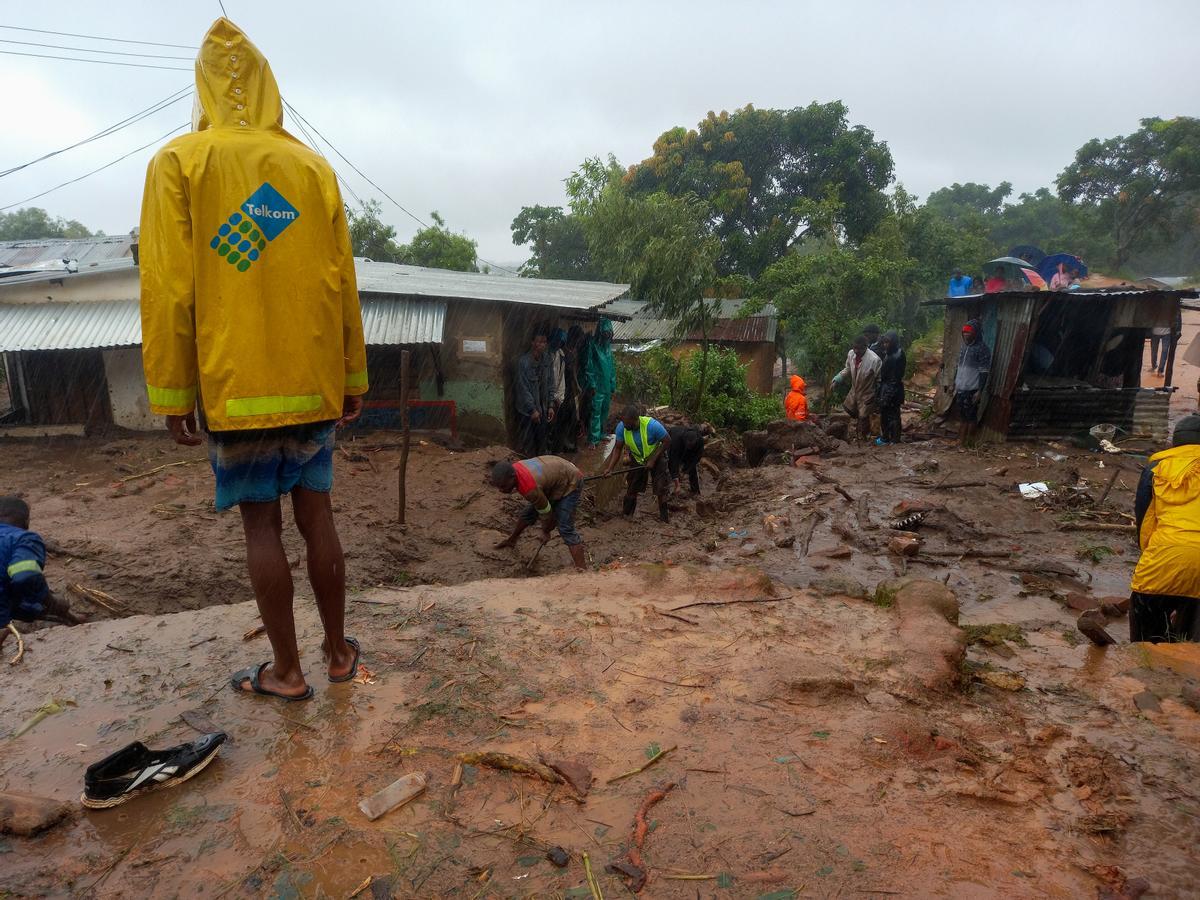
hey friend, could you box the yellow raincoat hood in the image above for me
[1131,444,1200,599]
[139,18,367,432]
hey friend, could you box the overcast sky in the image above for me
[3,0,1198,267]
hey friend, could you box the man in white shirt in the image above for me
[830,335,882,441]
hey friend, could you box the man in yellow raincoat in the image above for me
[140,18,367,700]
[1130,414,1200,642]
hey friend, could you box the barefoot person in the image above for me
[0,497,82,650]
[491,458,587,571]
[139,18,367,700]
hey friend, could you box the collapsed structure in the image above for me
[927,286,1198,442]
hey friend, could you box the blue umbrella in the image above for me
[1038,253,1087,284]
[1009,245,1046,267]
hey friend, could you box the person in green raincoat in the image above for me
[580,319,616,447]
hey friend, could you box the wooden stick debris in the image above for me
[242,623,267,641]
[7,623,24,666]
[347,876,372,899]
[1096,465,1123,506]
[457,751,564,786]
[615,669,702,689]
[667,595,789,612]
[606,745,676,784]
[398,348,412,524]
[1061,522,1135,533]
[67,583,127,614]
[118,457,206,483]
[583,851,604,900]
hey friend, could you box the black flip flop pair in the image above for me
[229,636,361,701]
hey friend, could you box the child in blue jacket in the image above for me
[1,497,81,649]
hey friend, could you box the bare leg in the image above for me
[237,500,308,698]
[291,487,355,681]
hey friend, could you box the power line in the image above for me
[1,86,193,178]
[0,123,188,212]
[0,49,190,71]
[281,100,366,207]
[0,38,193,60]
[283,100,519,275]
[0,24,195,50]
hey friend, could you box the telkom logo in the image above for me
[208,182,299,273]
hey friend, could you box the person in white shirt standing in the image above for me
[830,334,882,441]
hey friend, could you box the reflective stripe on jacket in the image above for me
[1131,444,1200,599]
[139,17,367,431]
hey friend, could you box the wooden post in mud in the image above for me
[398,349,411,524]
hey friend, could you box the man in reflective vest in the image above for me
[602,405,672,523]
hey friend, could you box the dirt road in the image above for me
[2,424,1198,897]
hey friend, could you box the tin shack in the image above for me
[926,287,1197,443]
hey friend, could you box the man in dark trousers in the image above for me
[603,405,672,522]
[668,425,706,495]
[515,330,555,456]
[1129,414,1200,642]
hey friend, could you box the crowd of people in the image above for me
[514,319,617,457]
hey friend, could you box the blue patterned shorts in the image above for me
[207,421,336,511]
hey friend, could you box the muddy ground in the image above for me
[2,412,1200,897]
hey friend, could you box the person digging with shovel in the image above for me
[491,457,587,571]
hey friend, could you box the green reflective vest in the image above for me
[623,416,659,464]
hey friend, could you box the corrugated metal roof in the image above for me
[0,300,141,351]
[926,288,1198,307]
[0,235,135,269]
[611,298,778,344]
[355,260,629,311]
[360,297,445,345]
[0,296,445,351]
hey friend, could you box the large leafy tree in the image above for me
[923,182,1012,224]
[569,158,720,409]
[1057,116,1200,268]
[0,207,94,240]
[510,205,598,279]
[346,200,403,262]
[624,103,894,278]
[398,211,478,272]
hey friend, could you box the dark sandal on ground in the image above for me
[328,636,361,683]
[229,662,314,701]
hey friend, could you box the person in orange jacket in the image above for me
[785,375,808,422]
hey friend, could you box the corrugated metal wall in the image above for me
[1009,388,1170,441]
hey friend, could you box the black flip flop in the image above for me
[328,636,361,684]
[229,662,314,701]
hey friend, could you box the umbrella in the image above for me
[1009,245,1047,267]
[1020,268,1048,290]
[1037,253,1088,284]
[983,258,1047,291]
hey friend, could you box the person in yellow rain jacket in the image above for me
[1129,414,1200,642]
[140,18,367,701]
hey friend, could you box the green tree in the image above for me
[923,182,1012,223]
[398,211,478,272]
[346,200,403,262]
[1057,116,1200,269]
[0,207,94,240]
[510,205,598,279]
[570,160,720,410]
[624,103,894,278]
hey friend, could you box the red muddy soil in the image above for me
[2,418,1199,897]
